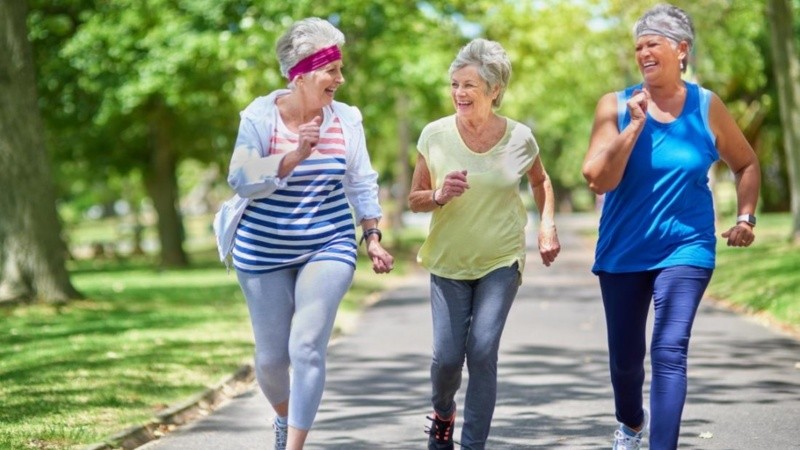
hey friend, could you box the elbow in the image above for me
[587,182,608,196]
[585,176,613,195]
[582,170,603,195]
[582,167,614,195]
[407,193,426,213]
[743,158,761,178]
[227,174,252,198]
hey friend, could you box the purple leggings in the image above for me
[598,265,712,450]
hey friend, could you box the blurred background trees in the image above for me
[4,0,798,303]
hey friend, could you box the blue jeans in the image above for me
[598,265,713,450]
[429,263,520,450]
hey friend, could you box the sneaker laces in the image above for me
[425,413,459,445]
[613,429,643,450]
[273,419,288,450]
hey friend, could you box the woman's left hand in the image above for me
[721,224,756,247]
[538,226,561,267]
[367,241,395,274]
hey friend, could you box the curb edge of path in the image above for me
[83,363,256,450]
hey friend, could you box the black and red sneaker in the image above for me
[425,410,456,450]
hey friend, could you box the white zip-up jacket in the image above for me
[214,90,382,263]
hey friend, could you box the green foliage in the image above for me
[480,1,626,192]
[27,0,800,215]
[38,0,242,161]
[28,0,468,217]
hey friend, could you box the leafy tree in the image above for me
[0,0,80,303]
[29,0,246,267]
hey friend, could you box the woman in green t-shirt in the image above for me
[408,38,561,450]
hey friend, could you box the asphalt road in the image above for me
[139,214,800,449]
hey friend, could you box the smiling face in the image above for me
[297,59,345,109]
[635,35,686,83]
[450,65,498,120]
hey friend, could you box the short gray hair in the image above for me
[448,38,511,108]
[633,4,694,72]
[276,18,345,82]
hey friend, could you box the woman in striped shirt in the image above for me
[224,17,393,450]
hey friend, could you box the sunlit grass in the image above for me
[0,259,253,449]
[0,234,418,449]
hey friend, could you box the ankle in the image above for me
[435,411,454,421]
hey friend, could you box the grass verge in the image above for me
[0,240,417,450]
[706,212,800,334]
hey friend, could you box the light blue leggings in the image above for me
[236,260,354,430]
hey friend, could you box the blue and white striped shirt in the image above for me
[233,114,357,273]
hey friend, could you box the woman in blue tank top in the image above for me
[582,4,760,450]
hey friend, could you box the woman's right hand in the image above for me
[436,170,469,204]
[297,116,322,159]
[367,241,394,274]
[627,89,650,124]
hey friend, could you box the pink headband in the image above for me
[287,45,342,81]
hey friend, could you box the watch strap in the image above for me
[736,214,756,226]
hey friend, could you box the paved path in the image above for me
[140,215,800,449]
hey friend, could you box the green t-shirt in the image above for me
[417,115,539,280]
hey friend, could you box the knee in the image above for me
[465,345,498,372]
[290,340,325,369]
[432,355,464,378]
[609,359,645,386]
[254,350,290,377]
[651,344,688,372]
[608,344,647,374]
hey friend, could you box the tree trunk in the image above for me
[392,93,411,233]
[767,0,800,243]
[0,0,81,303]
[144,100,189,267]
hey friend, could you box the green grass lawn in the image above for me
[0,239,415,450]
[706,213,800,332]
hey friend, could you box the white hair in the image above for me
[448,38,512,108]
[276,18,345,83]
[633,4,694,72]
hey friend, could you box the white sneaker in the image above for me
[612,408,649,449]
[273,417,288,450]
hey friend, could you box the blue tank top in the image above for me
[592,82,719,274]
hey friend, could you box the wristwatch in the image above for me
[736,214,757,227]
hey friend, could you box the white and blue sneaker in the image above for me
[273,416,288,450]
[612,408,649,449]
